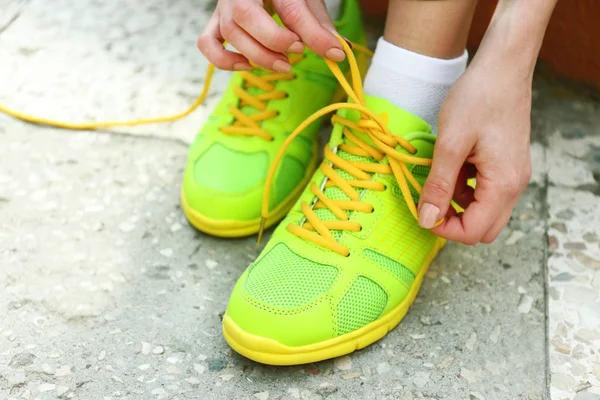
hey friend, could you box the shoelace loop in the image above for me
[258,36,442,255]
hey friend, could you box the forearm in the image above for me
[472,0,558,78]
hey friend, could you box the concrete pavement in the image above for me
[1,0,599,399]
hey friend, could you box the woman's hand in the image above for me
[197,0,345,72]
[417,56,533,245]
[416,0,559,245]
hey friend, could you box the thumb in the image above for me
[275,0,344,61]
[306,0,336,31]
[418,134,472,229]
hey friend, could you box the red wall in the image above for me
[360,0,600,90]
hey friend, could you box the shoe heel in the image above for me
[330,47,370,104]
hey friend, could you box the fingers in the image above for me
[452,163,476,209]
[431,170,527,245]
[219,3,292,72]
[430,189,504,246]
[198,15,252,71]
[199,0,345,70]
[306,0,336,30]
[418,132,474,229]
[478,165,530,243]
[199,0,298,72]
[229,0,303,54]
[274,0,345,61]
[480,202,516,244]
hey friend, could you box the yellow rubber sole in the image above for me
[222,237,446,365]
[181,47,370,238]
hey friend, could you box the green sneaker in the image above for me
[222,40,446,365]
[181,0,367,237]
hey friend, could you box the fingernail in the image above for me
[325,26,351,46]
[325,48,345,62]
[325,26,339,36]
[287,41,304,54]
[419,203,440,229]
[342,36,353,49]
[233,62,252,71]
[273,59,291,73]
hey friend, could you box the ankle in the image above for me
[364,38,468,134]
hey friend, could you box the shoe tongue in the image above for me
[363,95,432,137]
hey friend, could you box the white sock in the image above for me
[325,0,342,21]
[364,37,468,134]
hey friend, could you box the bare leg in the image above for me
[384,0,478,59]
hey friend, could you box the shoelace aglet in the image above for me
[256,217,267,245]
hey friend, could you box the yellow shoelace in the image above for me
[222,54,303,140]
[258,36,440,255]
[0,66,216,130]
[0,53,299,133]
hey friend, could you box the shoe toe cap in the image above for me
[225,244,338,348]
[182,143,267,221]
[225,274,336,349]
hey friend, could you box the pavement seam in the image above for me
[0,0,30,34]
[541,153,552,400]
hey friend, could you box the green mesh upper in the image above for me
[194,144,268,191]
[363,249,415,287]
[274,156,305,205]
[403,164,430,204]
[412,165,430,178]
[245,243,338,308]
[337,276,388,335]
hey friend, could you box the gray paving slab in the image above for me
[535,77,600,400]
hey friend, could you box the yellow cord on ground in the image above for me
[0,41,373,132]
[0,64,216,130]
[0,38,374,132]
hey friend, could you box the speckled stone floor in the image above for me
[0,1,599,399]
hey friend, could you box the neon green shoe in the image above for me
[222,38,446,365]
[181,1,367,238]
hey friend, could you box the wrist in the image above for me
[472,0,557,79]
[471,37,536,82]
